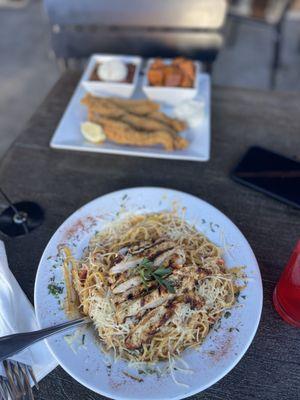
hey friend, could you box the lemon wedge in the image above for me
[81,122,106,143]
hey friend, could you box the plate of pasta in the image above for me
[34,187,262,400]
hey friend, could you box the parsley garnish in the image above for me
[224,311,231,319]
[137,258,175,293]
[48,283,63,298]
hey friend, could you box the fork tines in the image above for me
[0,360,37,400]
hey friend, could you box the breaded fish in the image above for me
[149,110,187,132]
[81,94,189,151]
[110,97,159,115]
[121,113,177,136]
[85,99,183,135]
[81,94,159,116]
[89,115,184,151]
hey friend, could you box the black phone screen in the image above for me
[231,146,300,209]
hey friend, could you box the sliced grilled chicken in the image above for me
[111,247,129,266]
[112,281,158,305]
[116,289,175,322]
[128,240,156,255]
[118,247,129,256]
[157,301,203,331]
[112,276,142,294]
[170,248,186,268]
[125,303,175,350]
[153,248,176,267]
[183,292,205,309]
[153,248,185,267]
[109,272,130,289]
[110,241,178,275]
[145,241,176,260]
[110,257,143,274]
[156,267,198,293]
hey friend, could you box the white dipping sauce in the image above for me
[97,60,127,82]
[173,100,205,128]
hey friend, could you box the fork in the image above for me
[0,317,88,363]
[0,317,89,399]
[0,360,36,400]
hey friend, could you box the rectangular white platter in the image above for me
[50,56,211,162]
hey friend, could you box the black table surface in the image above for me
[0,72,299,400]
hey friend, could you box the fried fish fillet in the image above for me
[89,115,188,151]
[88,102,125,119]
[81,94,159,116]
[110,97,159,115]
[83,96,185,134]
[90,108,177,136]
[120,113,177,136]
[83,97,129,118]
[81,94,189,150]
[148,110,186,132]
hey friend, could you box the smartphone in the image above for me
[231,146,300,209]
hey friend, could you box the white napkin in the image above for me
[0,240,57,381]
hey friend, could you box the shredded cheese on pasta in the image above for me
[65,211,242,364]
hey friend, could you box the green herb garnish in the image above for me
[137,258,175,293]
[48,283,63,298]
[224,311,231,319]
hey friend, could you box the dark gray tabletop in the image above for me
[0,72,299,400]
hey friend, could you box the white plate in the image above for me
[50,68,211,162]
[35,187,262,400]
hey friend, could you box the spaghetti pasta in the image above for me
[69,211,241,363]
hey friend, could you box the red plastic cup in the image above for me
[273,240,300,327]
